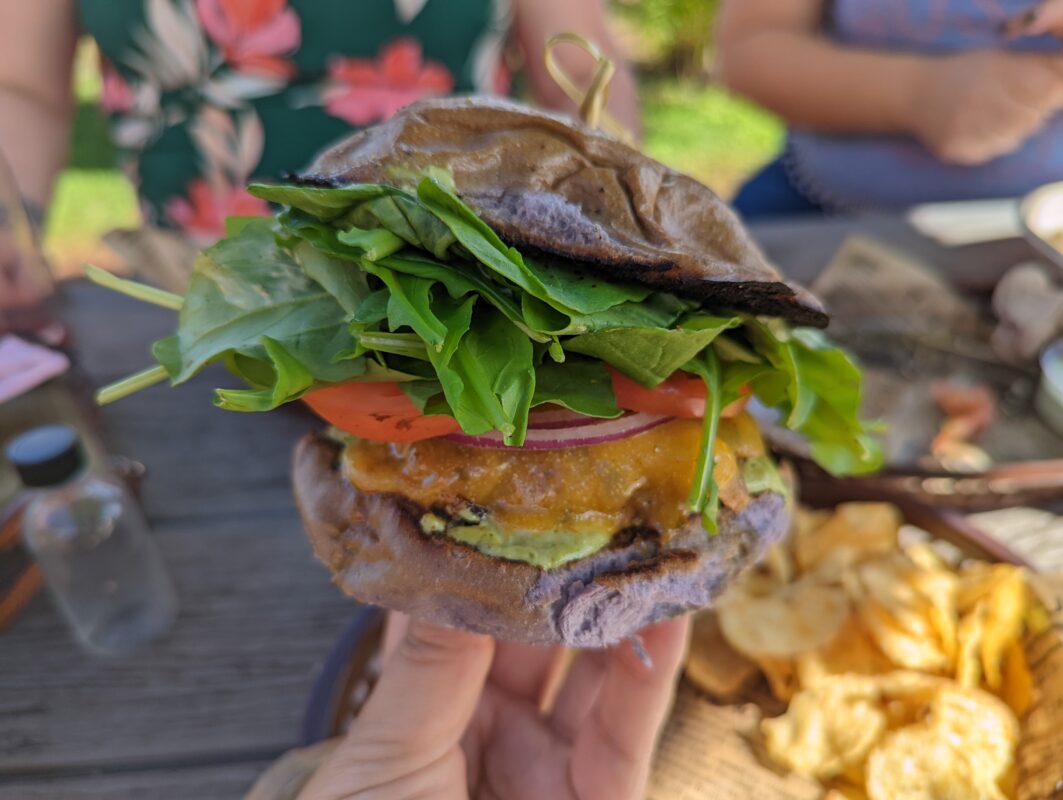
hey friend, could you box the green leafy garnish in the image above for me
[90,174,884,532]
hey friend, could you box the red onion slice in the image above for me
[444,410,672,450]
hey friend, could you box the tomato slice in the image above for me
[305,368,749,443]
[302,382,461,442]
[609,368,748,419]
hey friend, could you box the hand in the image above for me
[908,49,1063,165]
[297,616,690,800]
[1004,1,1063,37]
[0,228,52,311]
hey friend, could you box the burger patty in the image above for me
[293,419,791,646]
[342,416,772,566]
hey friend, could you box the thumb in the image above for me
[311,620,495,793]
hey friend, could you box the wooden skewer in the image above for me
[544,33,635,145]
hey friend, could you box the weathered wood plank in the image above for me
[0,511,354,772]
[0,759,269,800]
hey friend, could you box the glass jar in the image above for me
[5,425,177,654]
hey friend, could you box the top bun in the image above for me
[301,97,827,327]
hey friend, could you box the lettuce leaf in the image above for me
[100,177,885,533]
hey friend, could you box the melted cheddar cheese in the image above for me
[342,413,768,543]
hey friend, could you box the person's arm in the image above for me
[716,0,1063,165]
[0,0,78,209]
[512,0,641,140]
[716,0,921,136]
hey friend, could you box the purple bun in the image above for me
[293,434,790,648]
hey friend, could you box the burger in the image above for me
[96,97,881,647]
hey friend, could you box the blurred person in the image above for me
[0,0,637,306]
[297,616,688,800]
[717,0,1063,218]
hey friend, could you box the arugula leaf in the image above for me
[528,257,652,314]
[745,322,883,475]
[429,307,535,444]
[172,220,355,383]
[377,254,544,341]
[400,379,446,412]
[214,337,313,412]
[532,358,621,418]
[292,241,371,315]
[521,294,684,336]
[683,348,726,534]
[336,226,405,261]
[347,194,456,258]
[417,178,570,310]
[249,182,402,221]
[565,316,741,387]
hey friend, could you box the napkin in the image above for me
[0,335,70,405]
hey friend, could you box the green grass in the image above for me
[46,43,782,268]
[641,76,783,198]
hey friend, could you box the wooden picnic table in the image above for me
[0,214,1041,800]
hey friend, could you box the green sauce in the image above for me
[742,456,788,497]
[432,519,613,570]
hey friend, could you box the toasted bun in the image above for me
[293,434,790,647]
[300,97,826,327]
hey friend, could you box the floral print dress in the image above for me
[78,0,512,243]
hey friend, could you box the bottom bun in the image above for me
[293,433,790,647]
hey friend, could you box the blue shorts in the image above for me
[732,158,825,220]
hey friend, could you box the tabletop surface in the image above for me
[0,215,1041,799]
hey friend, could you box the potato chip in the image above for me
[763,542,794,585]
[794,503,901,576]
[980,568,1028,690]
[718,575,850,659]
[1000,638,1035,717]
[795,616,893,686]
[843,554,955,671]
[931,686,1019,771]
[684,611,759,700]
[957,562,1013,612]
[762,679,888,780]
[825,781,870,800]
[755,655,798,702]
[955,601,986,688]
[867,686,1018,800]
[866,725,1008,800]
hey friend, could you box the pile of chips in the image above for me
[686,502,1050,800]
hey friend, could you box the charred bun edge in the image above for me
[293,433,791,648]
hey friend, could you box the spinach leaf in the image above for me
[400,379,446,412]
[336,226,405,261]
[292,241,371,315]
[429,307,535,445]
[214,337,313,412]
[249,182,403,221]
[565,316,741,387]
[532,358,621,418]
[172,220,355,383]
[347,194,456,258]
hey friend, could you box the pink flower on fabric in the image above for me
[195,0,301,79]
[166,178,269,245]
[100,60,135,114]
[324,39,454,126]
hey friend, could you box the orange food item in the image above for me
[343,416,760,536]
[306,370,749,443]
[609,368,748,419]
[302,382,461,443]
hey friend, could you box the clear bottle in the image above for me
[5,425,177,655]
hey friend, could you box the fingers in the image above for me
[320,620,494,787]
[488,640,562,704]
[548,648,610,739]
[1009,1,1063,37]
[381,611,409,659]
[570,616,691,800]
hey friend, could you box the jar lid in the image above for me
[4,425,84,487]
